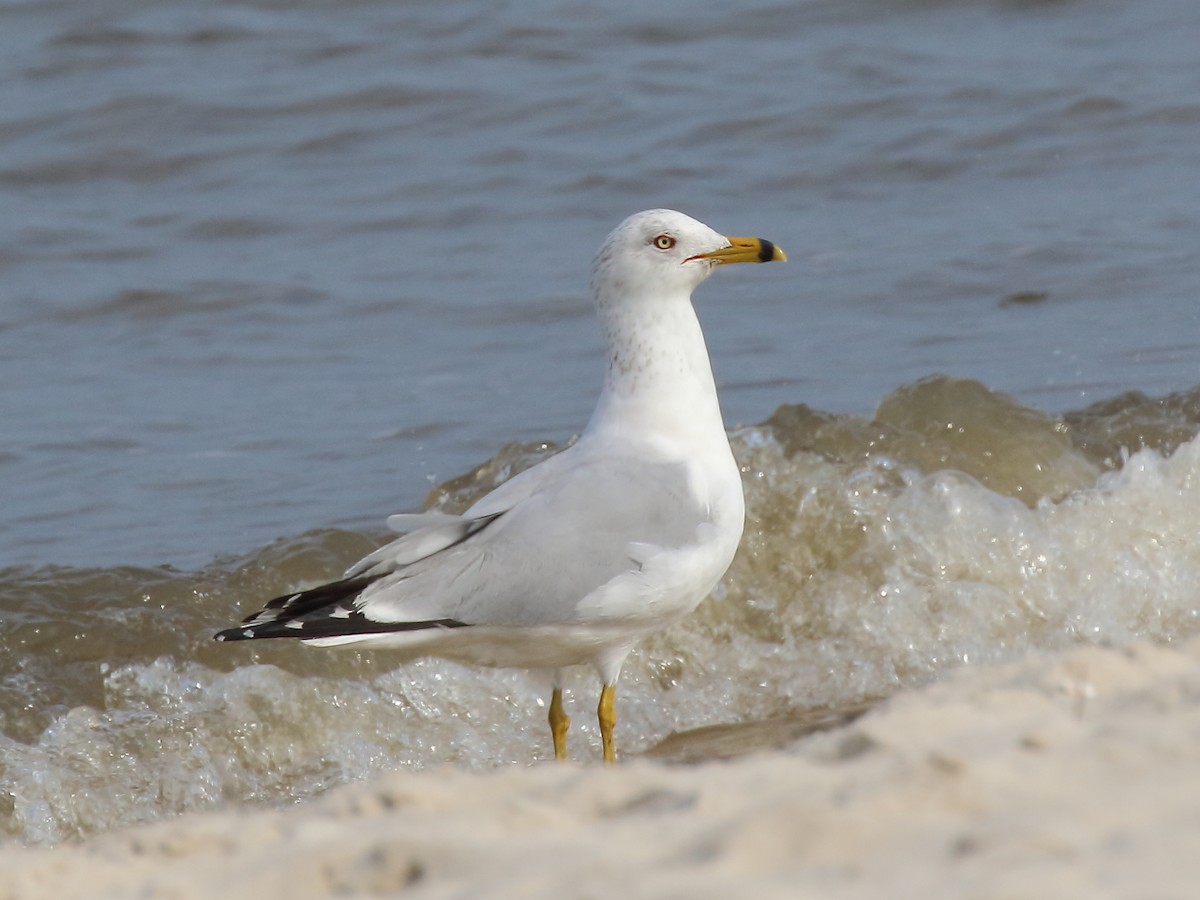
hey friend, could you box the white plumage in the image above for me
[216,209,786,761]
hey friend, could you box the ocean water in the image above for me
[2,0,1200,843]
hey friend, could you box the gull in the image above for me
[215,209,786,762]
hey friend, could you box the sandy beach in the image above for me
[3,635,1196,900]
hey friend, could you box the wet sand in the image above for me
[3,636,1197,899]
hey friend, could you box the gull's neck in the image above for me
[584,287,729,451]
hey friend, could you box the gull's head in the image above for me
[591,209,786,305]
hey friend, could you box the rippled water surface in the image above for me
[2,0,1199,844]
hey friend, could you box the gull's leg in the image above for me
[597,683,617,764]
[549,686,571,761]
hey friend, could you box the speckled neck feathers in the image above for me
[583,210,731,446]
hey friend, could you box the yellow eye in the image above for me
[653,234,676,250]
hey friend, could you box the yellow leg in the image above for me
[549,687,571,761]
[597,683,617,764]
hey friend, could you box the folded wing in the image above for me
[215,448,706,643]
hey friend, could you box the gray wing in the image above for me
[355,452,707,627]
[214,450,707,641]
[345,442,592,581]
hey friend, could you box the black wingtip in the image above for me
[214,616,471,643]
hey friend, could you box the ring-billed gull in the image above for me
[215,209,786,762]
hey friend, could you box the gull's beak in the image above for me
[690,236,787,265]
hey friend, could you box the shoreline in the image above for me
[2,636,1198,899]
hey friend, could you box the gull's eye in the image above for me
[653,234,676,250]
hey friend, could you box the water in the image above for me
[2,0,1199,843]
